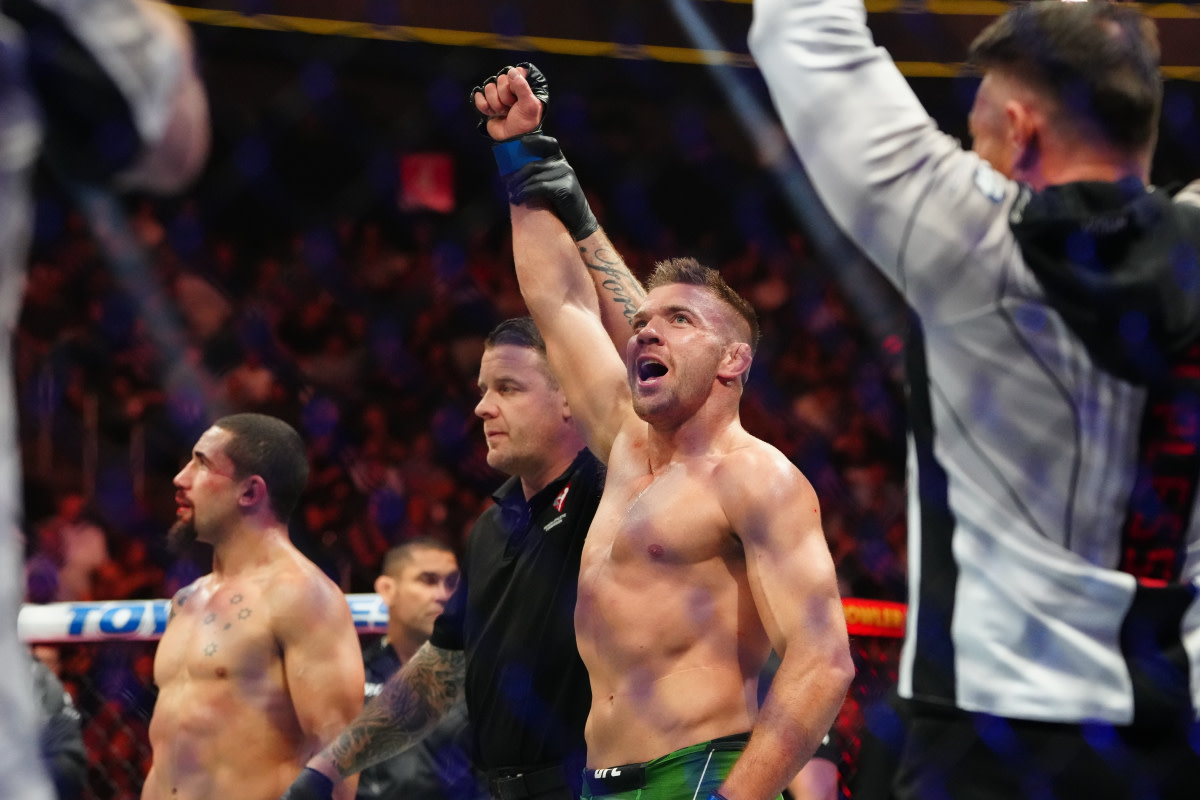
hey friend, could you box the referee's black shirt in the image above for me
[431,448,602,790]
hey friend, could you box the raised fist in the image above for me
[471,62,549,141]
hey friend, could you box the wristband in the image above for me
[493,139,546,176]
[495,133,598,241]
[708,792,730,800]
[282,767,335,800]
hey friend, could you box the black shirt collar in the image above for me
[492,449,589,535]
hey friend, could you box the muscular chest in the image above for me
[156,582,280,686]
[582,458,737,575]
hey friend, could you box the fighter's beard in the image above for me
[167,517,198,555]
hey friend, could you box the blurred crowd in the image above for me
[17,201,909,609]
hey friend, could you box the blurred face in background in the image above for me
[376,547,459,640]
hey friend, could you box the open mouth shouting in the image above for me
[636,356,669,386]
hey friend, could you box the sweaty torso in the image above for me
[575,429,771,767]
[143,568,304,800]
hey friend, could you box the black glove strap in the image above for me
[282,767,335,800]
[496,135,599,241]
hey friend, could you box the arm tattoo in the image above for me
[580,243,645,323]
[329,643,465,778]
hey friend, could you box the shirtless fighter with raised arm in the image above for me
[476,65,854,800]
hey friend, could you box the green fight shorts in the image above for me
[581,733,781,800]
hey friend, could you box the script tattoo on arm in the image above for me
[580,242,645,325]
[329,642,465,778]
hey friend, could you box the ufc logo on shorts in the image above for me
[593,768,623,779]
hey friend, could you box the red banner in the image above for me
[842,597,906,638]
[400,152,455,214]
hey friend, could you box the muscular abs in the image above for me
[575,449,771,767]
[144,578,302,800]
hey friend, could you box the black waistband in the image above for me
[487,764,571,800]
[584,733,751,795]
[706,732,752,750]
[585,763,648,795]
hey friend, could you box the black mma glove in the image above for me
[470,61,550,135]
[472,62,598,240]
[495,134,599,241]
[280,767,334,800]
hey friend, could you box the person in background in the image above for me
[35,492,109,602]
[31,650,86,800]
[750,0,1200,797]
[357,540,487,800]
[0,2,209,798]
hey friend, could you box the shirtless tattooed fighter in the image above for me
[143,414,363,800]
